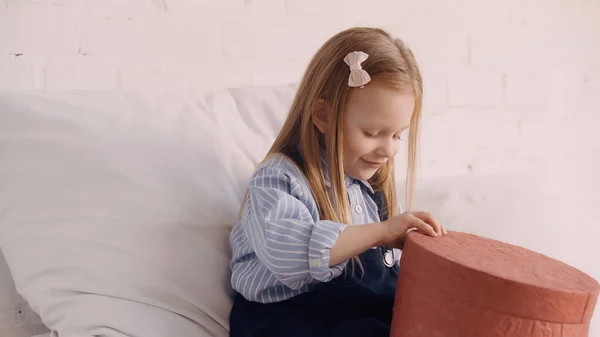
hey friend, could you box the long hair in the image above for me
[248,27,423,269]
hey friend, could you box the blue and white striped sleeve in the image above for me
[242,164,349,290]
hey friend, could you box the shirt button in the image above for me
[354,205,363,213]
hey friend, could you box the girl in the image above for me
[229,27,446,337]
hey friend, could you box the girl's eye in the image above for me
[363,130,378,137]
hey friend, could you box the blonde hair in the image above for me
[246,27,423,268]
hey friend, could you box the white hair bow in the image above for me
[344,51,371,88]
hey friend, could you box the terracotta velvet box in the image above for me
[391,231,600,337]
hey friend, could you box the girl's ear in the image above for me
[311,99,328,134]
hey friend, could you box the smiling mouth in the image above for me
[362,159,386,167]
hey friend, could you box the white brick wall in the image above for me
[2,0,598,99]
[1,0,600,333]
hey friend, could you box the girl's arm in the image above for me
[241,160,445,289]
[242,164,350,290]
[329,222,387,266]
[330,211,445,266]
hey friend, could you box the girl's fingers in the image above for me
[411,216,437,237]
[413,211,444,236]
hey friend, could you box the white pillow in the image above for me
[0,249,48,337]
[0,85,296,337]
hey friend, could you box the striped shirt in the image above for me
[229,153,400,303]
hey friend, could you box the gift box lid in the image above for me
[400,231,600,323]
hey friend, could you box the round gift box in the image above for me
[391,231,600,337]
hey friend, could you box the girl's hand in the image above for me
[331,212,446,266]
[380,211,447,248]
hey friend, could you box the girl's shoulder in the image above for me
[249,153,313,198]
[255,153,305,180]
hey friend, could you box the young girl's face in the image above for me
[342,79,414,181]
